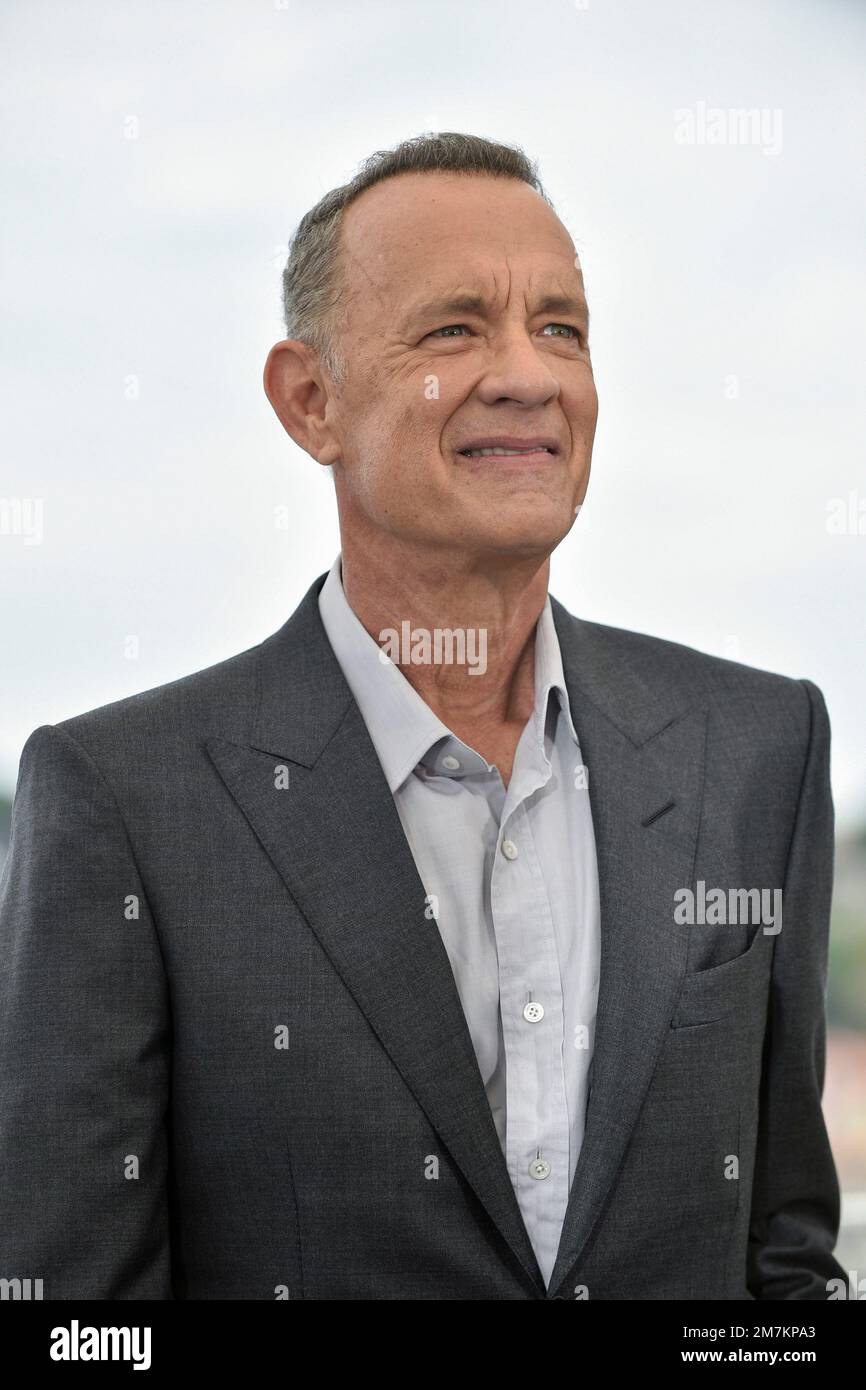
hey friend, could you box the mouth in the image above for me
[455,438,560,464]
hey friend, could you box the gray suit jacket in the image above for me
[0,574,845,1299]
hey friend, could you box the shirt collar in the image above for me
[317,553,579,793]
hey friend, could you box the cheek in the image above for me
[565,374,599,444]
[350,406,446,503]
[339,364,459,489]
[389,391,452,469]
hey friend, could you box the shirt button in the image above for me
[523,1001,544,1023]
[529,1158,552,1180]
[501,839,519,860]
[441,754,461,771]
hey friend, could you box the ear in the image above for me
[263,340,342,467]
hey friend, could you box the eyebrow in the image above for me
[533,293,589,323]
[402,290,589,330]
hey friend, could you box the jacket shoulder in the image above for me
[582,615,805,690]
[555,604,824,746]
[52,639,263,759]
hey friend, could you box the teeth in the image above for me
[462,446,550,457]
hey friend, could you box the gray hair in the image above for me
[281,132,552,386]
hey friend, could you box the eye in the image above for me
[541,323,580,339]
[426,324,470,338]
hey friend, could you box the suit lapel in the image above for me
[206,576,546,1295]
[546,600,707,1299]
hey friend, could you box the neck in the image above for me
[339,538,550,737]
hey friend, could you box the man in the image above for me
[0,133,845,1300]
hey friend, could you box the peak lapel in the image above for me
[206,575,545,1295]
[547,601,707,1299]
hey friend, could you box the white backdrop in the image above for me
[2,0,864,825]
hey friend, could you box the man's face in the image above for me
[324,171,598,561]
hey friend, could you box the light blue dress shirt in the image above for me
[318,554,601,1286]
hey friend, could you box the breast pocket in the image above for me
[670,926,775,1029]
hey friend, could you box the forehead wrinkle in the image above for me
[338,237,395,334]
[354,225,591,341]
[524,262,589,317]
[502,259,512,315]
[403,258,583,324]
[399,269,506,330]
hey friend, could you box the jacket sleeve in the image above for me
[746,679,846,1298]
[0,724,173,1298]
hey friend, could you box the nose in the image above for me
[475,327,561,409]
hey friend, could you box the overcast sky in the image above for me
[2,0,864,826]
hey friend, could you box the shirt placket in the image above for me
[490,789,571,1276]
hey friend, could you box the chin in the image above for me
[467,522,570,558]
[469,501,573,550]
